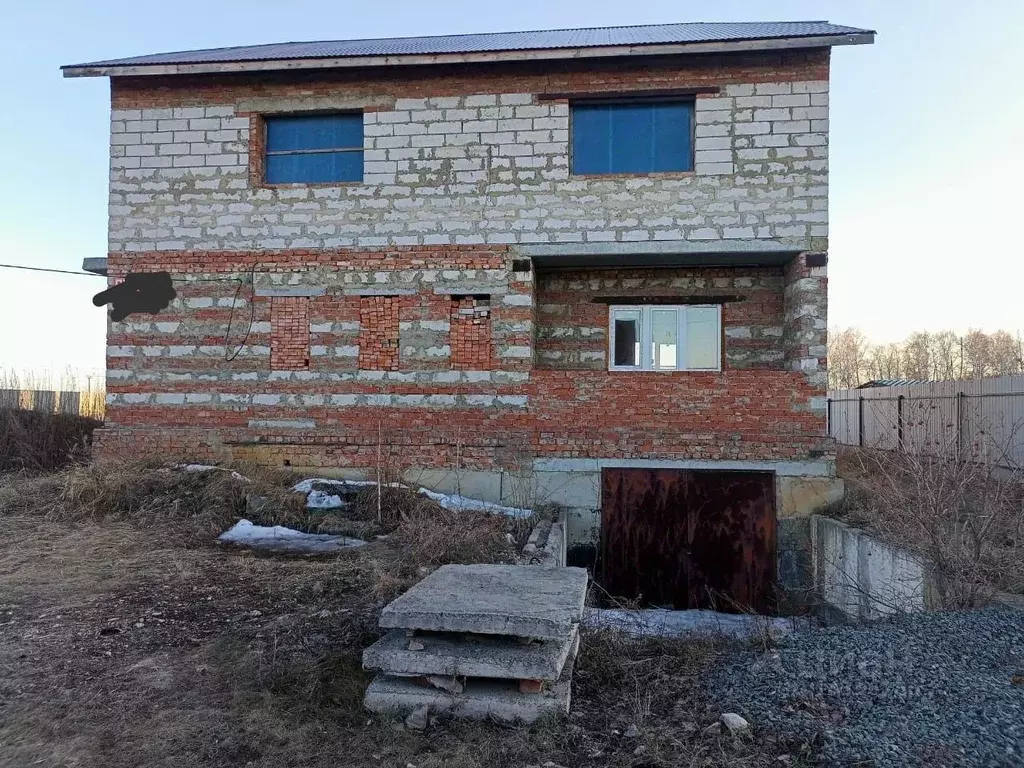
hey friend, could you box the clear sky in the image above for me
[1,0,1022,379]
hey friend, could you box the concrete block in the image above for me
[363,625,578,680]
[363,633,578,724]
[379,564,588,640]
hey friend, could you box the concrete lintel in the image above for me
[344,287,418,296]
[432,285,508,296]
[82,257,109,276]
[532,457,833,477]
[254,286,327,297]
[519,240,804,269]
[247,419,316,429]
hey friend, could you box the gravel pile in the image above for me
[705,607,1024,767]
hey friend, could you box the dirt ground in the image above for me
[0,471,815,768]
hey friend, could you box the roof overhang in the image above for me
[62,33,873,79]
[520,241,804,269]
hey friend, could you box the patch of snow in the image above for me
[417,488,532,519]
[291,478,383,494]
[584,608,806,639]
[176,464,250,482]
[218,519,366,554]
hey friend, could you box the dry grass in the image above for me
[0,407,101,472]
[0,464,811,768]
[833,446,1024,607]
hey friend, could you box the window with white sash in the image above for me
[608,304,722,371]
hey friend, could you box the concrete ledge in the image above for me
[253,286,327,297]
[379,564,588,640]
[533,457,834,477]
[363,626,578,681]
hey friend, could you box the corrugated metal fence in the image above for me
[828,375,1024,469]
[0,390,105,420]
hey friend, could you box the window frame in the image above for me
[569,97,696,178]
[262,111,365,186]
[608,304,722,372]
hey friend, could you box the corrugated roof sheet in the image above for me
[64,21,873,69]
[856,380,933,389]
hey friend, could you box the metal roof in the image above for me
[856,380,933,389]
[62,21,874,75]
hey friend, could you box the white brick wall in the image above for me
[108,82,829,251]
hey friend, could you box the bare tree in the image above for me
[962,329,993,378]
[828,327,869,388]
[989,330,1022,376]
[902,331,931,380]
[929,330,961,381]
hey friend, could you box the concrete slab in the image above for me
[363,625,578,681]
[378,564,588,640]
[364,634,579,724]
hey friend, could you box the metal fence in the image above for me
[828,375,1024,469]
[0,389,105,419]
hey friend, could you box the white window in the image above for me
[608,305,722,372]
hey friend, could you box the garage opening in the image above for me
[599,468,776,613]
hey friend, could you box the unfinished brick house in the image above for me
[65,21,874,609]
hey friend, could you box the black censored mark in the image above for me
[93,272,176,322]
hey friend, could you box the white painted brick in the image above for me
[772,121,811,134]
[694,149,732,164]
[695,162,735,176]
[793,107,828,121]
[694,110,731,125]
[792,81,829,94]
[499,93,533,105]
[755,83,793,95]
[734,122,770,136]
[754,108,791,121]
[771,94,811,108]
[465,94,498,107]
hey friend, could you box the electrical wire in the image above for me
[0,263,105,277]
[224,263,259,362]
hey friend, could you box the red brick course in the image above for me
[110,50,829,109]
[450,297,493,370]
[358,296,403,371]
[270,296,310,370]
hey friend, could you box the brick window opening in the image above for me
[572,99,694,175]
[270,296,310,370]
[609,304,721,371]
[450,296,493,370]
[359,296,401,371]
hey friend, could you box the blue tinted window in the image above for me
[265,113,363,183]
[572,101,693,175]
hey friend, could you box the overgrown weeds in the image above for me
[0,407,101,471]
[834,445,1024,607]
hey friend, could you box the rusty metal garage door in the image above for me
[600,468,776,613]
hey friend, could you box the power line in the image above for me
[0,263,105,278]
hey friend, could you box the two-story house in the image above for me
[65,21,873,611]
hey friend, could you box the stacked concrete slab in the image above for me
[363,564,588,723]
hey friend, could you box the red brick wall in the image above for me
[536,267,785,370]
[110,50,830,109]
[450,297,493,370]
[358,296,402,371]
[270,296,310,370]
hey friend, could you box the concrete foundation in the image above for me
[810,515,930,621]
[379,564,588,640]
